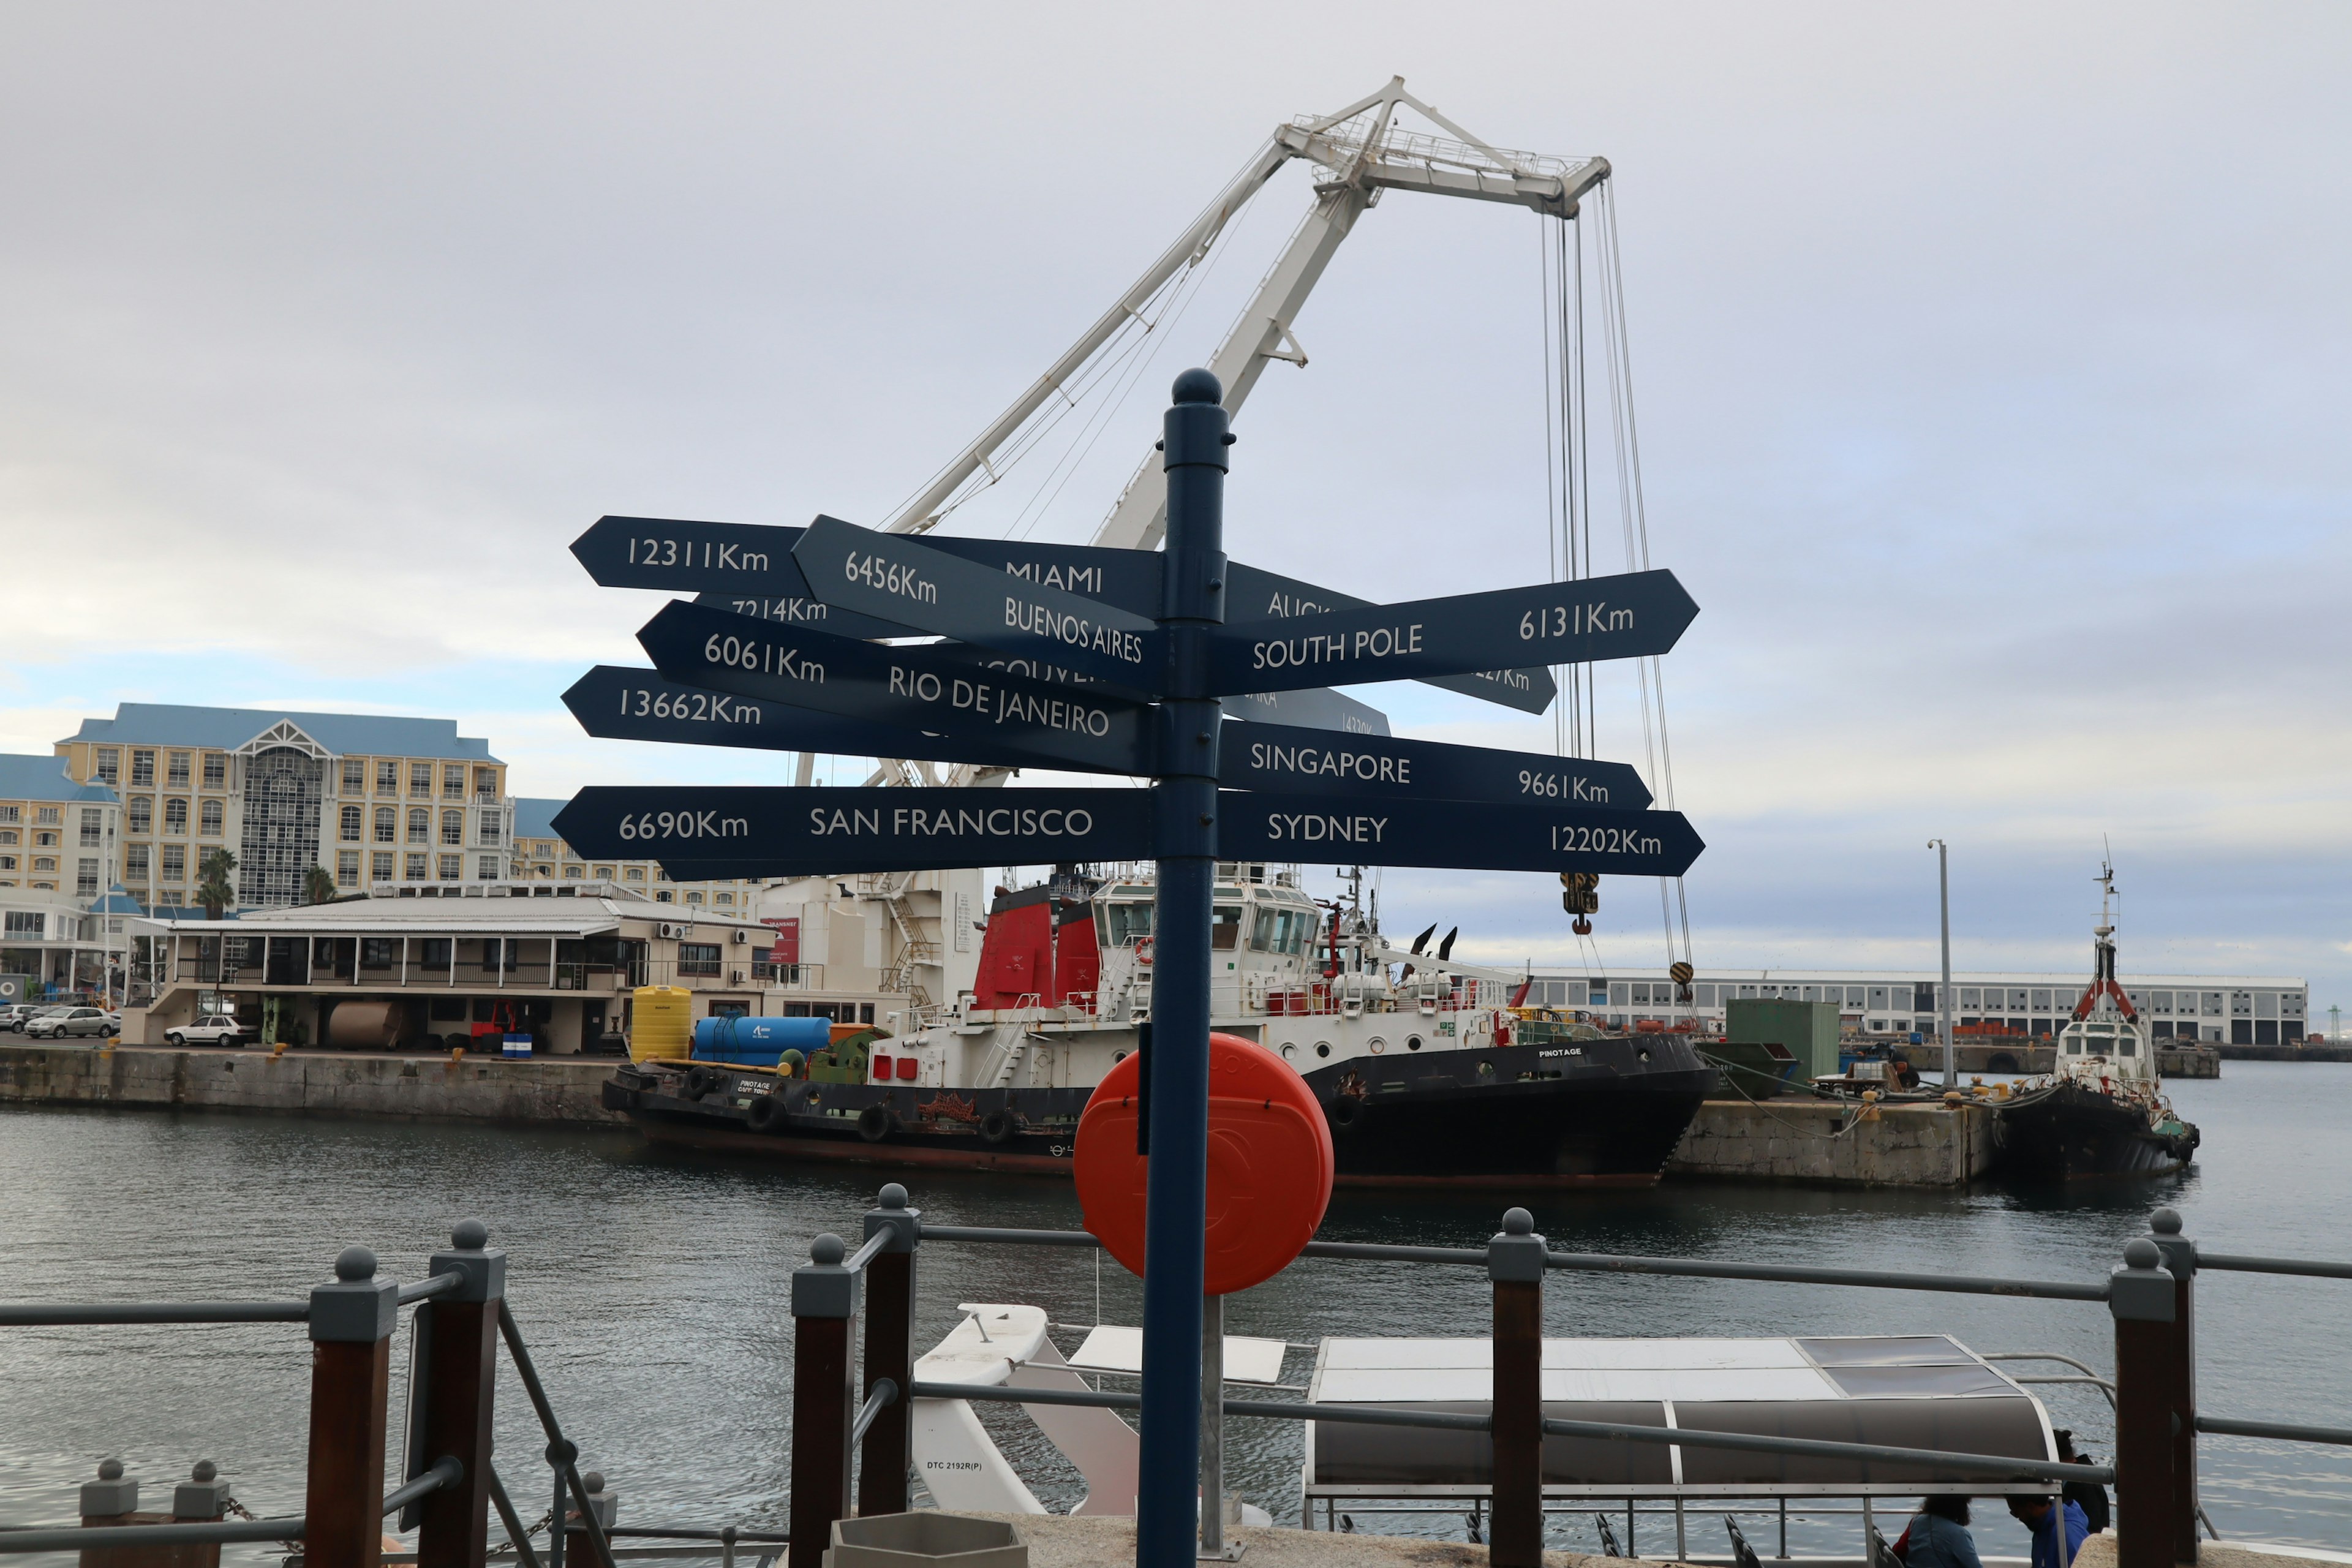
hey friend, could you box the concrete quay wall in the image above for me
[1667,1098,1998,1187]
[0,1042,628,1126]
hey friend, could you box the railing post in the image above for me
[858,1185,921,1520]
[563,1474,616,1568]
[2147,1208,2198,1562]
[418,1219,507,1568]
[1488,1207,1548,1568]
[789,1233,859,1568]
[78,1459,152,1568]
[2111,1237,2178,1568]
[169,1460,233,1568]
[306,1244,399,1568]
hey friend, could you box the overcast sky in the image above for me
[4,4,2346,1011]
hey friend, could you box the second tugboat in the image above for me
[604,862,1715,1187]
[1992,861,2201,1180]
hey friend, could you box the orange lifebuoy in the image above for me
[1074,1030,1333,1296]
[1133,937,1154,966]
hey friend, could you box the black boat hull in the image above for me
[604,1035,1714,1189]
[1992,1082,2199,1180]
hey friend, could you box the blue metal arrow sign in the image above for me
[1218,793,1703,876]
[551,785,1154,872]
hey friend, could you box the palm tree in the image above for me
[303,864,338,905]
[195,848,238,921]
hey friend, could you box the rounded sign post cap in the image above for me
[1073,1031,1333,1296]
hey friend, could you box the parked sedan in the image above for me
[165,1014,252,1048]
[26,1006,119,1039]
[0,1003,47,1031]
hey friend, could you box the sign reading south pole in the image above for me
[1217,793,1705,877]
[637,598,1152,775]
[1204,569,1699,695]
[793,516,1166,693]
[552,786,1154,873]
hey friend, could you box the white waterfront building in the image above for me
[1522,968,2309,1045]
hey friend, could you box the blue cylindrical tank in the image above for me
[691,1015,832,1066]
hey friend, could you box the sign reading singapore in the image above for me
[559,511,1705,881]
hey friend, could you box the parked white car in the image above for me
[165,1014,252,1048]
[26,1006,120,1040]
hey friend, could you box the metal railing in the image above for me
[789,1191,2352,1568]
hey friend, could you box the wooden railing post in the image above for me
[78,1459,158,1568]
[2111,1238,2178,1568]
[169,1461,233,1568]
[858,1185,921,1520]
[2147,1208,2199,1563]
[563,1474,616,1567]
[788,1234,859,1568]
[1488,1207,1548,1568]
[306,1245,398,1568]
[417,1220,507,1568]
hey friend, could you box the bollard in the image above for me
[418,1219,507,1568]
[788,1234,859,1568]
[2147,1208,2199,1563]
[306,1245,399,1568]
[2110,1237,2177,1568]
[79,1458,162,1568]
[562,1472,616,1568]
[1488,1208,1548,1568]
[857,1185,921,1520]
[168,1461,233,1568]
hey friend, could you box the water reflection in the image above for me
[0,1065,2343,1558]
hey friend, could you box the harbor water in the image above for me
[3,1063,2346,1561]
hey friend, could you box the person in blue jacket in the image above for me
[2008,1491,2090,1568]
[1901,1496,1983,1568]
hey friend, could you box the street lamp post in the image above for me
[1928,840,1953,1088]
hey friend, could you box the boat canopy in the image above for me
[1305,1334,2056,1499]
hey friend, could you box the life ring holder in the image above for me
[1133,937,1155,967]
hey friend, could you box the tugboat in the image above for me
[603,862,1716,1187]
[1992,862,2200,1180]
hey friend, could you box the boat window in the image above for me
[1280,909,1310,956]
[2119,1035,2137,1057]
[1101,902,1154,948]
[1250,908,1278,952]
[2065,1033,2084,1054]
[1211,905,1242,950]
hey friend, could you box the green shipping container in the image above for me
[1724,998,1842,1080]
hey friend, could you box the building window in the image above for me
[473,767,498,800]
[535,864,552,878]
[161,845,186,881]
[410,763,432,796]
[407,808,429,845]
[477,856,499,880]
[438,854,461,881]
[198,799,224,837]
[126,845,149,881]
[371,851,394,882]
[594,865,614,880]
[76,859,99,897]
[563,864,584,879]
[34,831,56,848]
[625,866,644,881]
[341,805,363,842]
[361,938,396,968]
[715,892,734,905]
[131,750,155,787]
[377,760,399,794]
[167,752,191,788]
[478,810,501,845]
[0,805,16,823]
[3,911,39,937]
[336,850,360,887]
[36,806,59,826]
[404,853,428,880]
[440,809,463,846]
[443,765,465,799]
[80,809,102,847]
[374,807,396,843]
[95,748,120,785]
[677,942,722,977]
[685,891,704,904]
[0,856,15,870]
[0,830,16,845]
[342,758,366,792]
[655,890,673,902]
[164,798,189,835]
[418,938,451,968]
[202,753,226,788]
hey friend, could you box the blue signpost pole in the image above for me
[1137,369,1229,1568]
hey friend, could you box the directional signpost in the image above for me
[556,369,1705,1568]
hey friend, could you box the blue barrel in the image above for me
[691,1016,832,1066]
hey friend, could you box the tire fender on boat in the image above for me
[979,1109,1019,1144]
[746,1094,784,1133]
[857,1104,894,1142]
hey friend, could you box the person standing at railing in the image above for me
[2007,1491,2089,1568]
[1898,1494,1984,1568]
[2050,1430,2110,1535]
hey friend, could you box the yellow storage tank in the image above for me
[630,987,694,1061]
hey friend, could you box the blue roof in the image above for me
[64,703,499,763]
[511,798,564,840]
[88,886,145,915]
[0,755,118,805]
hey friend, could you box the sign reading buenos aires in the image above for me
[551,785,1155,873]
